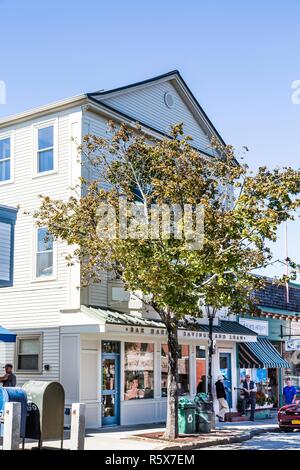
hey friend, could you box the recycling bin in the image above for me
[178,399,196,434]
[0,387,27,438]
[22,381,65,445]
[194,393,213,433]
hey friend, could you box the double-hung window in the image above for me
[35,227,54,279]
[16,335,42,372]
[0,135,11,182]
[35,123,55,174]
[0,205,17,287]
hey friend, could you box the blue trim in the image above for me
[0,205,18,223]
[0,326,16,343]
[101,350,120,426]
[219,352,233,408]
[0,205,18,287]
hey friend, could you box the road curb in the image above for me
[157,426,280,450]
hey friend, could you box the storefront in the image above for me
[237,316,290,409]
[238,337,289,407]
[283,320,300,389]
[60,306,257,428]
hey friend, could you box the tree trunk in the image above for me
[163,314,179,440]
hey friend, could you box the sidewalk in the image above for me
[18,415,279,450]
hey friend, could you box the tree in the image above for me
[34,122,300,439]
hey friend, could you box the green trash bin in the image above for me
[178,399,196,434]
[194,393,213,433]
[196,410,212,433]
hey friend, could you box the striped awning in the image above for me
[239,337,289,369]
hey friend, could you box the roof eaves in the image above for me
[88,70,180,97]
[258,306,300,316]
[0,94,88,129]
[172,71,226,147]
[87,96,217,159]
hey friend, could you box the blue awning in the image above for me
[239,337,289,369]
[0,326,16,343]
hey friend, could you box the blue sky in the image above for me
[0,0,299,279]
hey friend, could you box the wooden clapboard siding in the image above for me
[81,112,110,308]
[0,72,224,385]
[0,106,82,380]
[101,80,214,155]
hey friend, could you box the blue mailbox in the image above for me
[0,387,27,438]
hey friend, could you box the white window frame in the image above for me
[32,226,57,282]
[195,344,207,394]
[32,119,58,177]
[15,334,43,374]
[0,131,14,185]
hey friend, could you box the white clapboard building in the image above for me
[0,71,257,427]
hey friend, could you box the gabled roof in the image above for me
[0,71,227,160]
[87,70,226,149]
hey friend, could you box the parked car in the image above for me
[278,403,300,432]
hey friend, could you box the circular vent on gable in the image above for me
[164,92,174,109]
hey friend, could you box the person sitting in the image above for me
[240,375,257,421]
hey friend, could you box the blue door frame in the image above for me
[101,352,120,426]
[219,352,232,408]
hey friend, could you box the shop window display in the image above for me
[124,342,154,400]
[196,346,207,393]
[284,349,300,388]
[161,344,190,396]
[238,368,275,409]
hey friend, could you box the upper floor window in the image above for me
[0,136,11,182]
[37,125,54,173]
[34,121,57,175]
[0,205,17,287]
[36,227,54,278]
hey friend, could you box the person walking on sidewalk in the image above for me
[215,375,229,422]
[241,375,257,421]
[283,378,297,405]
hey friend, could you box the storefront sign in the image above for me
[285,338,300,351]
[106,324,256,342]
[291,321,300,337]
[239,318,269,336]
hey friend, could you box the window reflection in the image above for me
[102,359,116,391]
[102,394,115,418]
[102,341,120,354]
[196,345,207,394]
[124,342,154,400]
[161,344,190,396]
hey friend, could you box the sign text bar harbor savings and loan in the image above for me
[106,323,257,342]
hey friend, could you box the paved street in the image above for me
[201,432,300,450]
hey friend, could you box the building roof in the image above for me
[255,281,300,315]
[81,305,257,336]
[258,305,300,318]
[185,319,257,336]
[88,70,226,147]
